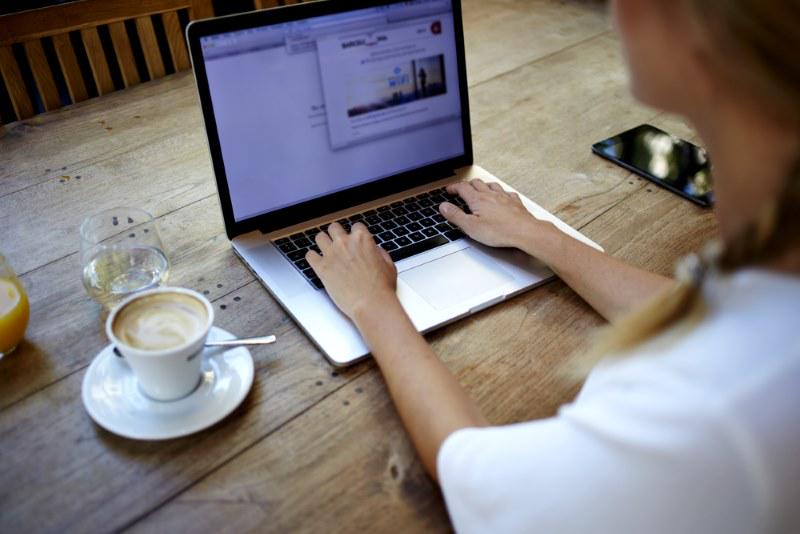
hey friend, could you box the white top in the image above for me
[438,269,800,534]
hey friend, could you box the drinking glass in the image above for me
[0,253,30,359]
[80,207,170,309]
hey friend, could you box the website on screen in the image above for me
[201,0,464,222]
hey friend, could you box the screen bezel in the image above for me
[187,0,473,238]
[591,124,713,208]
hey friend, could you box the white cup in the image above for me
[106,287,214,401]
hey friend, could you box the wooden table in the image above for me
[0,1,717,531]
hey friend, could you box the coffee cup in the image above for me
[106,287,214,401]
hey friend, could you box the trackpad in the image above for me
[399,248,514,310]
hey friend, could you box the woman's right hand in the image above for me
[440,179,556,251]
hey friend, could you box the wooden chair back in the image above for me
[0,0,214,123]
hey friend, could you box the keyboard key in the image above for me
[436,222,454,232]
[288,250,306,261]
[379,211,394,221]
[405,201,421,211]
[418,198,433,208]
[422,227,438,238]
[294,259,310,270]
[275,237,290,245]
[368,225,382,234]
[365,215,381,225]
[381,220,398,230]
[310,277,324,289]
[393,226,409,237]
[431,194,447,204]
[445,229,466,241]
[349,213,364,222]
[407,222,423,231]
[373,234,384,244]
[381,241,399,251]
[395,236,412,247]
[290,232,304,240]
[363,209,377,216]
[409,231,425,242]
[432,213,446,223]
[279,242,297,253]
[309,245,321,255]
[421,218,436,227]
[395,215,410,225]
[389,235,448,262]
[408,212,423,221]
[415,192,430,200]
[337,218,348,225]
[302,268,315,279]
[377,205,392,212]
[305,228,320,237]
[390,201,403,208]
[378,231,395,242]
[420,207,435,217]
[391,207,408,216]
[294,237,311,248]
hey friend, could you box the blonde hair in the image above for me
[586,0,800,361]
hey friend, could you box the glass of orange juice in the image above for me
[0,253,30,359]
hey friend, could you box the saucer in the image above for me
[82,326,254,440]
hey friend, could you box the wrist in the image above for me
[515,218,566,264]
[351,288,402,328]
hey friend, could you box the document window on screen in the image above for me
[201,0,465,222]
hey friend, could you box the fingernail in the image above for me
[440,203,451,213]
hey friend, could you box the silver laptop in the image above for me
[187,0,601,366]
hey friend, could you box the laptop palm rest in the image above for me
[399,247,515,311]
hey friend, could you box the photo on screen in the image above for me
[346,53,447,118]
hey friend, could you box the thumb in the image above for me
[440,202,474,230]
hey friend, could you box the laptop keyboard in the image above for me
[272,186,471,289]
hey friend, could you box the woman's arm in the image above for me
[306,224,487,480]
[440,180,672,321]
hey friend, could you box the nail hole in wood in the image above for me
[220,304,227,310]
[343,400,350,406]
[316,380,323,386]
[390,465,399,479]
[355,387,363,394]
[217,283,223,288]
[233,296,241,302]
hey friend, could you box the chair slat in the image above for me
[135,16,166,79]
[190,0,214,20]
[81,27,115,95]
[162,11,190,71]
[23,40,61,111]
[51,33,88,104]
[108,21,141,87]
[0,46,34,120]
[254,0,279,8]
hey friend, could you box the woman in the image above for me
[306,0,800,531]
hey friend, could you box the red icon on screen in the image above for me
[431,21,441,35]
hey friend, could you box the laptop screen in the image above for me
[200,0,465,222]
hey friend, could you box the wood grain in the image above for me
[0,46,34,120]
[81,27,116,95]
[135,16,167,80]
[52,33,89,103]
[22,40,61,111]
[162,11,191,72]
[109,21,142,87]
[0,0,191,47]
[0,1,720,532]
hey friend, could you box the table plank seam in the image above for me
[0,130,208,201]
[118,362,376,532]
[468,29,613,91]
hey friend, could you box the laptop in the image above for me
[186,0,601,366]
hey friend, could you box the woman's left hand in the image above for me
[306,222,398,320]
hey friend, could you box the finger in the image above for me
[439,201,475,230]
[447,181,479,203]
[487,182,505,193]
[305,249,323,270]
[378,246,394,267]
[315,230,333,253]
[328,222,346,240]
[470,178,491,192]
[351,221,370,236]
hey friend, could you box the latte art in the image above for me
[113,293,208,351]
